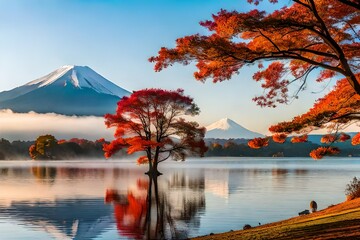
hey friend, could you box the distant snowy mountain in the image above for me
[0,65,131,116]
[206,118,263,139]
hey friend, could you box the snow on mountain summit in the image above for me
[0,65,131,116]
[206,118,263,139]
[25,65,129,97]
[206,118,238,131]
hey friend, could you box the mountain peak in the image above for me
[0,65,131,116]
[24,65,130,97]
[206,118,263,139]
[207,118,237,131]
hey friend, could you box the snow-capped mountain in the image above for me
[206,118,263,139]
[0,65,131,116]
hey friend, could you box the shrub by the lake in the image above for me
[345,177,360,201]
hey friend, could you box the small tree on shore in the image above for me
[29,135,58,160]
[345,177,360,201]
[104,88,207,175]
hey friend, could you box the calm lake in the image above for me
[0,157,359,239]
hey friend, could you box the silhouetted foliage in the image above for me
[345,177,360,201]
[310,200,317,212]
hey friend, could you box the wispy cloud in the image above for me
[0,109,114,141]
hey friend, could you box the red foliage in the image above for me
[272,133,287,143]
[338,133,351,142]
[136,156,149,165]
[320,134,337,144]
[320,133,351,144]
[28,145,36,159]
[105,189,122,203]
[136,179,149,190]
[149,0,360,159]
[309,147,340,160]
[103,138,127,159]
[96,138,106,143]
[352,132,360,145]
[291,135,308,143]
[106,190,147,239]
[68,138,94,146]
[150,1,360,108]
[269,78,360,134]
[104,89,207,169]
[248,137,269,149]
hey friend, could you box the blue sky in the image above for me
[0,0,343,135]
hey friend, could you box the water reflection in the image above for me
[31,166,57,184]
[0,198,114,239]
[0,159,359,239]
[106,174,205,239]
[0,167,9,176]
[0,164,206,239]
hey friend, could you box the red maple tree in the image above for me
[104,89,207,175]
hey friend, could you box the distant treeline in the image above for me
[1,136,359,160]
[205,138,360,157]
[0,137,126,160]
[0,139,33,160]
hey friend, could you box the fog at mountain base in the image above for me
[0,109,114,141]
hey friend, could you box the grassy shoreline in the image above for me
[193,198,360,240]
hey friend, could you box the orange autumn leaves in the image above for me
[269,78,360,134]
[267,77,360,159]
[272,133,287,143]
[352,133,360,146]
[248,137,269,149]
[149,0,359,160]
[247,132,359,160]
[320,133,351,144]
[150,0,360,107]
[309,147,340,160]
[291,135,308,143]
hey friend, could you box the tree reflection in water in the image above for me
[31,166,57,184]
[105,174,205,239]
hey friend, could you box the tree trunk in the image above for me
[340,56,360,95]
[146,163,162,176]
[145,149,162,176]
[346,73,360,95]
